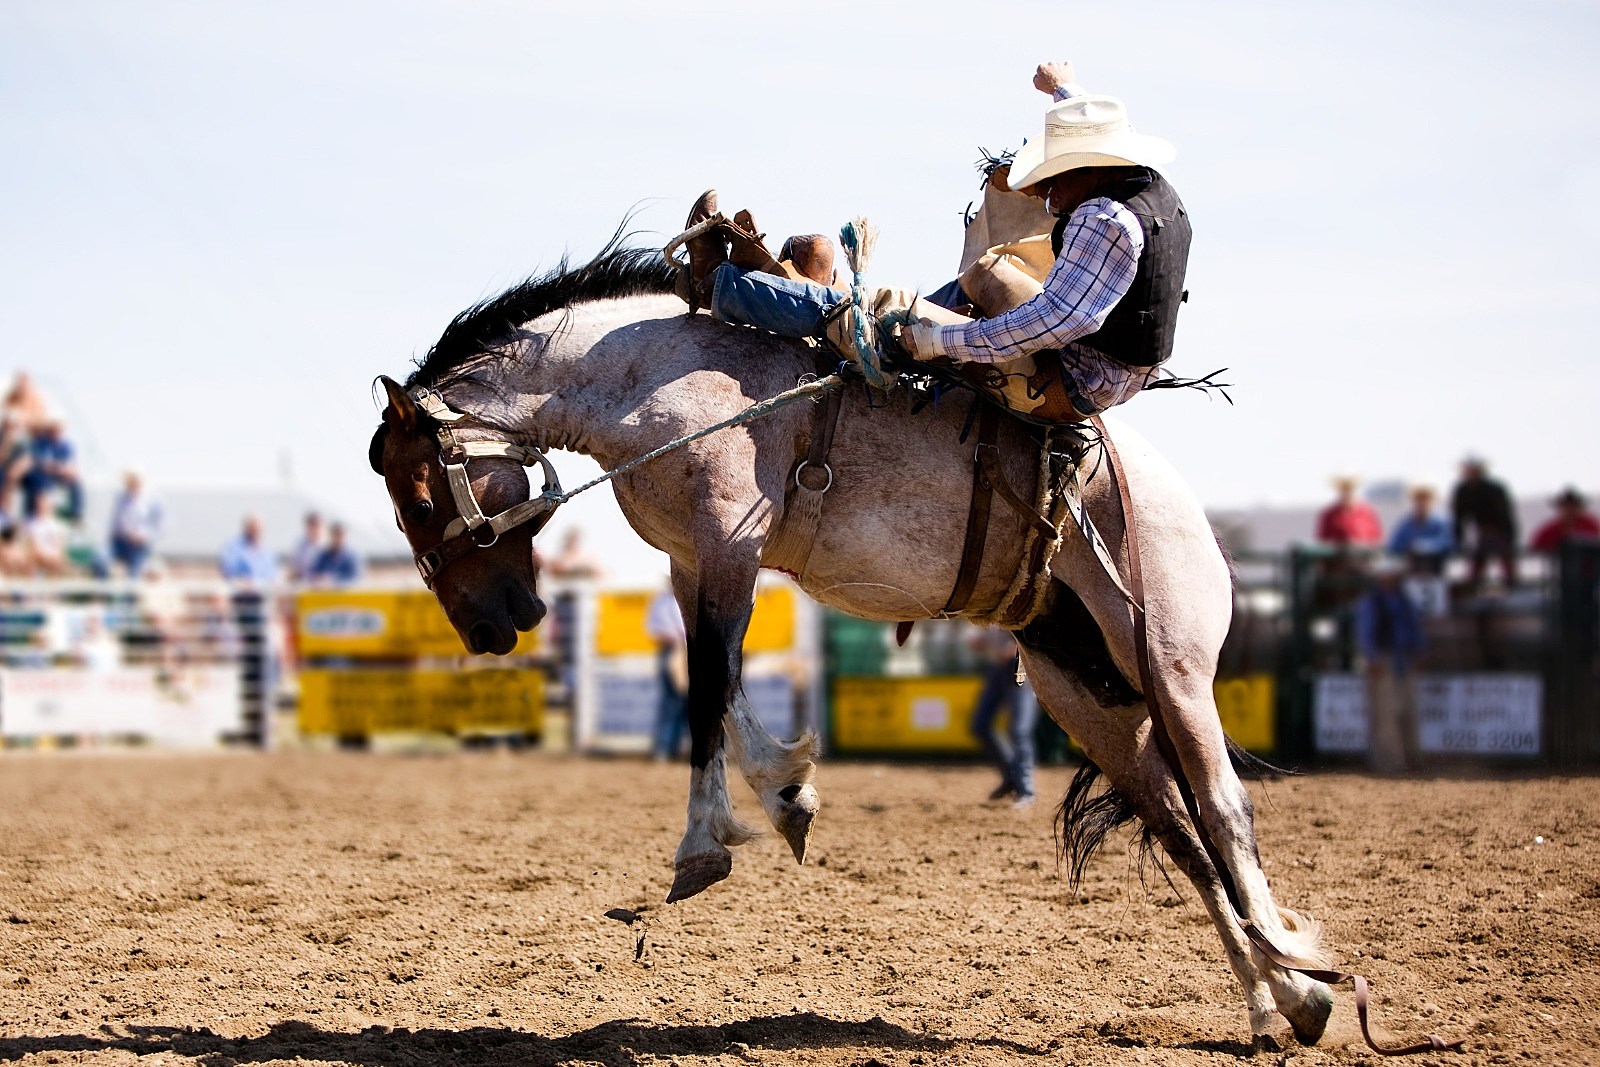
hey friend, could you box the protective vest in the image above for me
[1052,167,1191,368]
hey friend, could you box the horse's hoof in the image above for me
[666,852,732,903]
[775,783,819,864]
[1250,1032,1282,1055]
[1283,982,1334,1046]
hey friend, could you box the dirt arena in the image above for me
[0,753,1594,1066]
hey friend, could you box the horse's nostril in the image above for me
[468,620,498,655]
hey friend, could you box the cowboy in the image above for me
[677,61,1191,421]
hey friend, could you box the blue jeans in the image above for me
[651,650,688,759]
[970,655,1038,798]
[709,263,847,337]
[110,535,151,578]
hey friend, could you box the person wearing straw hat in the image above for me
[899,61,1191,417]
[673,62,1188,421]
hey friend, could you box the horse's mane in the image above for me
[405,226,678,390]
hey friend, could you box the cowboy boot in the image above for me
[676,189,728,312]
[727,209,785,275]
[780,234,838,287]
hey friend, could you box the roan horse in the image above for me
[369,238,1337,1046]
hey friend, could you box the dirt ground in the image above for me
[0,752,1594,1066]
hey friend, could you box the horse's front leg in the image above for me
[666,558,756,902]
[723,694,820,864]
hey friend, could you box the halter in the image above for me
[409,390,563,588]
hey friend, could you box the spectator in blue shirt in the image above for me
[309,522,362,586]
[20,419,81,522]
[1387,486,1453,575]
[219,515,278,586]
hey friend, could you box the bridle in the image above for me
[408,390,563,588]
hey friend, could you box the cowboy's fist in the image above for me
[1034,61,1076,96]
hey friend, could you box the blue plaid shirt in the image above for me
[924,197,1144,364]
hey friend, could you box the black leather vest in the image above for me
[1050,167,1190,368]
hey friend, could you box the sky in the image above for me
[4,0,1598,582]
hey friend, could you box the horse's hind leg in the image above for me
[1138,615,1335,1044]
[1017,639,1284,1042]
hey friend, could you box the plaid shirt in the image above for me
[927,197,1145,365]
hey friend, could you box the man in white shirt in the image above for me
[108,470,162,578]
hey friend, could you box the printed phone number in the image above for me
[1434,728,1538,753]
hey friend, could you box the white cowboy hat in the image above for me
[1008,94,1176,190]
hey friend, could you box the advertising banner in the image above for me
[1314,672,1541,756]
[0,667,242,746]
[298,668,543,737]
[297,590,539,660]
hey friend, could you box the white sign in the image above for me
[592,665,795,744]
[909,696,950,732]
[0,667,243,746]
[1313,674,1368,752]
[1415,674,1541,755]
[1313,672,1542,757]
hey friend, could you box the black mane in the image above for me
[405,230,678,389]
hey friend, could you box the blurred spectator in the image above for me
[309,522,362,586]
[20,418,81,522]
[289,512,324,585]
[1388,486,1453,573]
[0,418,27,527]
[0,524,29,576]
[108,471,162,578]
[219,515,278,587]
[1530,488,1600,553]
[21,493,69,576]
[1356,558,1424,774]
[75,612,122,672]
[1,372,53,434]
[1316,476,1382,548]
[647,583,688,760]
[1388,485,1453,616]
[968,627,1035,807]
[545,528,605,580]
[1452,456,1517,590]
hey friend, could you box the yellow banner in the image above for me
[297,589,539,659]
[1215,673,1276,751]
[832,676,985,753]
[596,585,795,656]
[832,672,1274,754]
[298,668,543,736]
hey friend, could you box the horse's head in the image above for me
[370,376,549,655]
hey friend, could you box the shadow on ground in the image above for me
[0,1013,1051,1065]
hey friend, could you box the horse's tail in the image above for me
[1054,757,1162,893]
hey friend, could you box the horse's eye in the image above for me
[407,500,434,525]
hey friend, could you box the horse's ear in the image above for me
[368,423,389,476]
[378,375,417,433]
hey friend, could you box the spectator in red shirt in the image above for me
[1316,476,1383,548]
[1530,488,1600,553]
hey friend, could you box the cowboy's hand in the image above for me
[904,320,943,361]
[1034,61,1076,96]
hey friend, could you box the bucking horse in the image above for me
[368,233,1454,1054]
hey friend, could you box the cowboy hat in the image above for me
[1008,94,1176,191]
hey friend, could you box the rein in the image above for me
[1092,417,1462,1058]
[407,374,845,587]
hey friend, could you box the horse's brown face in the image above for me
[371,379,546,656]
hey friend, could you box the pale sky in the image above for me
[4,0,1597,582]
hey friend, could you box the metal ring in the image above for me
[472,524,500,548]
[794,460,833,493]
